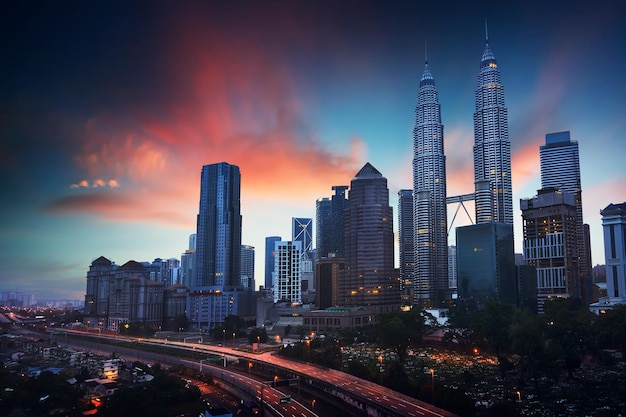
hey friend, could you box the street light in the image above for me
[232,332,236,348]
[273,375,278,388]
[306,339,310,363]
[430,368,435,404]
[222,329,225,346]
[311,399,316,410]
[378,355,383,385]
[516,390,521,404]
[248,362,252,373]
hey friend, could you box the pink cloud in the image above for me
[55,17,363,226]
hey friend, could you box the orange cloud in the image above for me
[56,16,363,227]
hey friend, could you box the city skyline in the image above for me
[1,2,625,300]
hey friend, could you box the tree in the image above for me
[374,310,427,363]
[247,327,268,345]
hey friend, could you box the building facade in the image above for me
[273,240,302,304]
[590,203,626,314]
[398,189,415,301]
[520,188,578,313]
[412,57,449,308]
[264,236,281,290]
[194,162,242,288]
[316,255,345,309]
[473,30,513,225]
[240,244,255,289]
[456,222,516,307]
[316,186,349,258]
[540,131,592,303]
[342,163,400,313]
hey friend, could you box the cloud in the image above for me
[48,15,363,227]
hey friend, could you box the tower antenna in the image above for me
[485,18,489,43]
[424,41,428,65]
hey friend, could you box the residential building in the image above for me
[273,240,302,304]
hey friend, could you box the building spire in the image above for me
[485,18,489,44]
[424,41,428,65]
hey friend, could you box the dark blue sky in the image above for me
[1,1,624,300]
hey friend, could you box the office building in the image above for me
[456,222,516,307]
[590,203,626,314]
[540,131,592,303]
[194,162,242,287]
[292,218,313,254]
[190,162,242,330]
[316,254,345,309]
[412,55,449,308]
[397,189,415,296]
[473,28,513,224]
[343,163,400,313]
[264,236,281,290]
[520,188,578,313]
[273,240,302,304]
[316,186,349,258]
[241,244,255,289]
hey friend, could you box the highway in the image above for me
[50,330,457,417]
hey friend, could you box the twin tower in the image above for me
[412,29,512,307]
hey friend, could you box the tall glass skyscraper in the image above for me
[194,162,241,287]
[473,29,513,225]
[540,131,591,302]
[412,57,449,308]
[316,185,348,258]
[264,236,281,290]
[343,163,399,313]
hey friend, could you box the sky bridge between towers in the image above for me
[446,193,475,234]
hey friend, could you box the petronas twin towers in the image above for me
[412,28,512,307]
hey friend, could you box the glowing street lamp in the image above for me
[430,368,435,404]
[378,355,383,385]
[516,390,521,404]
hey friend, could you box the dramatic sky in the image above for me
[1,1,624,301]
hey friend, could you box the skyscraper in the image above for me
[240,244,255,289]
[520,188,578,313]
[397,189,415,296]
[343,163,399,313]
[316,186,348,258]
[264,236,281,290]
[540,131,591,302]
[194,162,242,287]
[473,27,513,225]
[412,56,449,308]
[589,202,626,314]
[189,162,243,330]
[292,218,313,253]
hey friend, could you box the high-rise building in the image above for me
[264,236,281,290]
[397,190,415,296]
[590,203,626,314]
[412,56,450,308]
[473,28,513,225]
[316,254,344,309]
[540,131,592,303]
[240,244,255,289]
[520,188,578,313]
[189,162,243,330]
[343,163,399,313]
[292,218,313,254]
[456,222,516,307]
[273,240,302,304]
[194,162,241,287]
[316,186,348,258]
